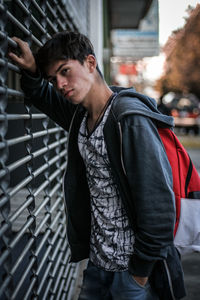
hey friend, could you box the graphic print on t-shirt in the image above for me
[78,98,134,271]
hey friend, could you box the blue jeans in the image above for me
[78,261,159,300]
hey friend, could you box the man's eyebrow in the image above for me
[47,63,68,80]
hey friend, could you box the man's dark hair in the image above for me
[35,31,103,78]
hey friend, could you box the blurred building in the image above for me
[109,0,159,89]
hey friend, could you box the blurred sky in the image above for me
[159,0,200,45]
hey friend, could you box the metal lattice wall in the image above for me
[0,0,89,299]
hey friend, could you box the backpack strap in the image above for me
[185,156,193,198]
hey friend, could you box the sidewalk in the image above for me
[182,252,200,300]
[178,134,200,150]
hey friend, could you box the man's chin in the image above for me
[66,96,80,105]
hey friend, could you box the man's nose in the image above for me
[57,76,67,90]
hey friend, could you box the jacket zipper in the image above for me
[117,122,127,177]
[163,260,176,300]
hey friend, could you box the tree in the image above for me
[155,4,200,98]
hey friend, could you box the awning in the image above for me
[108,0,153,29]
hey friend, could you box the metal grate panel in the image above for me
[0,0,89,299]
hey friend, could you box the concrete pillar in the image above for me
[89,0,104,73]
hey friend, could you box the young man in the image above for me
[8,31,185,300]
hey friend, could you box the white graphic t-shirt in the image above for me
[78,96,134,271]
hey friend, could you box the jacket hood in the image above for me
[110,86,174,128]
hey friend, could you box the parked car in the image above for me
[160,93,200,135]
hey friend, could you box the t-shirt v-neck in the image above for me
[85,93,116,138]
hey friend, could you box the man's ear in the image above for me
[86,54,97,73]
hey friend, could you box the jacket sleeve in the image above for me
[21,70,77,131]
[121,114,176,277]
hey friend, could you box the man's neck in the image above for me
[82,80,113,134]
[84,81,113,120]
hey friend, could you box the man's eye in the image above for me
[61,68,69,75]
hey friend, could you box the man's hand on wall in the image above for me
[8,37,37,74]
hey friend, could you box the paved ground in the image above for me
[182,252,200,300]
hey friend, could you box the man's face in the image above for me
[46,57,95,105]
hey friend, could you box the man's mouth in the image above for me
[64,89,73,98]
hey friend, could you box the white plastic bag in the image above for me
[174,198,200,255]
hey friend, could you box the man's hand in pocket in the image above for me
[133,276,148,286]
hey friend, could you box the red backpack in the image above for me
[158,128,200,235]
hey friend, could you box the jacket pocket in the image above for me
[149,245,186,300]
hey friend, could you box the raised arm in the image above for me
[8,38,76,130]
[8,37,37,74]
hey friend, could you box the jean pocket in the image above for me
[127,272,148,289]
